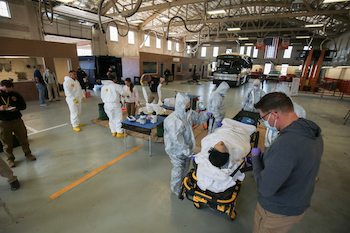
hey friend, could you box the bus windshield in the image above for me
[215,54,252,74]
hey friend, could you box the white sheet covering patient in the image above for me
[194,118,256,193]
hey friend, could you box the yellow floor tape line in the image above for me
[50,145,143,199]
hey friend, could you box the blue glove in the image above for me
[206,112,211,117]
[251,148,261,156]
[241,107,244,110]
[191,155,195,161]
[217,121,222,127]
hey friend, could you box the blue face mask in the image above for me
[264,113,278,132]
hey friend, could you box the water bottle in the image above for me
[151,111,157,124]
[140,111,146,124]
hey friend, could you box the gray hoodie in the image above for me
[252,118,323,216]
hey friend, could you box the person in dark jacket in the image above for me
[76,66,88,90]
[163,68,171,85]
[0,80,36,168]
[251,92,323,233]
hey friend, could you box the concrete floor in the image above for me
[0,79,349,233]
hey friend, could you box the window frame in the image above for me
[0,1,11,18]
[128,31,135,44]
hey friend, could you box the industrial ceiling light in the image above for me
[160,17,170,22]
[296,36,310,39]
[305,24,324,28]
[238,37,249,40]
[207,9,226,15]
[130,19,144,23]
[168,32,177,35]
[56,0,75,3]
[323,0,350,3]
[245,43,254,46]
[227,28,241,31]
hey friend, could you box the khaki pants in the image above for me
[253,203,305,233]
[0,118,32,161]
[0,156,16,183]
[47,83,59,101]
[126,102,136,116]
[148,92,158,104]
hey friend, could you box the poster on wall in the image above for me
[142,62,158,74]
[183,63,189,70]
[291,77,300,96]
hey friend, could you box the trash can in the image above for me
[98,103,109,120]
[157,115,168,137]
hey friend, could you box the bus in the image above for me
[213,53,253,87]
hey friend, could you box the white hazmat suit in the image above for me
[195,118,256,193]
[241,79,266,113]
[207,82,230,133]
[264,85,306,147]
[63,76,85,128]
[101,80,126,135]
[164,92,208,195]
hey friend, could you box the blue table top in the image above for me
[186,94,200,99]
[121,115,166,129]
[161,105,175,111]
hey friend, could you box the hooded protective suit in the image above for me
[264,86,306,147]
[63,76,85,127]
[101,80,126,134]
[164,93,208,195]
[207,82,230,133]
[195,118,256,193]
[241,79,266,113]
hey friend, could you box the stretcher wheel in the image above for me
[230,210,237,221]
[193,202,203,209]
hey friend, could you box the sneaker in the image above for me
[10,179,20,191]
[73,127,81,132]
[8,160,16,168]
[40,104,47,107]
[78,124,85,127]
[26,155,36,161]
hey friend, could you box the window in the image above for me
[253,47,258,58]
[0,1,11,18]
[128,31,135,44]
[264,63,272,75]
[167,41,172,50]
[213,47,219,57]
[211,62,217,72]
[303,46,312,50]
[156,37,161,49]
[109,26,118,42]
[201,47,207,57]
[175,42,179,52]
[144,35,150,47]
[187,45,191,54]
[77,47,92,56]
[226,49,232,54]
[281,64,288,75]
[246,46,252,56]
[239,46,245,55]
[283,46,293,58]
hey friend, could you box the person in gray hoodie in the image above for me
[251,92,323,233]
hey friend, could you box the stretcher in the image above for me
[178,110,260,220]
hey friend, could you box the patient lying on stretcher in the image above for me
[194,118,256,193]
